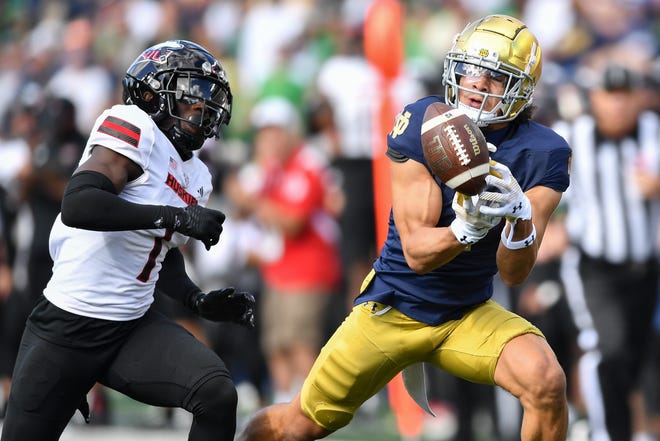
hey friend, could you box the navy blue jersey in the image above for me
[356,95,571,325]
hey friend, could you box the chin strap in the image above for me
[457,101,497,127]
[165,122,204,160]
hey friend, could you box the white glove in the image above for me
[450,193,501,245]
[478,161,531,223]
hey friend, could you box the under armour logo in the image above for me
[512,202,523,213]
[524,233,536,247]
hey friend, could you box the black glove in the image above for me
[173,205,226,250]
[189,287,256,328]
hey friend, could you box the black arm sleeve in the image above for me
[155,247,202,308]
[60,170,179,231]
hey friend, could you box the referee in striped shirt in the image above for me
[555,46,660,441]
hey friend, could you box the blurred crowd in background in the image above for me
[0,0,659,440]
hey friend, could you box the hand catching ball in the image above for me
[421,102,490,195]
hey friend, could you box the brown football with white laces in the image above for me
[421,102,489,195]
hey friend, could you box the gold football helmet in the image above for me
[442,15,542,126]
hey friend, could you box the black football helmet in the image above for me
[122,40,233,159]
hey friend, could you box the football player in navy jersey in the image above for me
[238,14,571,441]
[1,40,255,441]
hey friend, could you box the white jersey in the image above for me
[44,104,213,321]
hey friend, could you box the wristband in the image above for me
[501,223,536,250]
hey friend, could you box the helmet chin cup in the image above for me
[167,121,205,160]
[457,102,495,127]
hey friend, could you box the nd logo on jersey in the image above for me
[390,111,411,139]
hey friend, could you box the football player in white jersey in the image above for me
[1,40,255,441]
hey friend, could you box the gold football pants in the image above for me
[300,272,542,431]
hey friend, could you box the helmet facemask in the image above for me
[163,70,232,157]
[444,56,535,126]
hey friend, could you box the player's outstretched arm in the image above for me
[61,145,225,249]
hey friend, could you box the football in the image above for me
[421,102,490,195]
